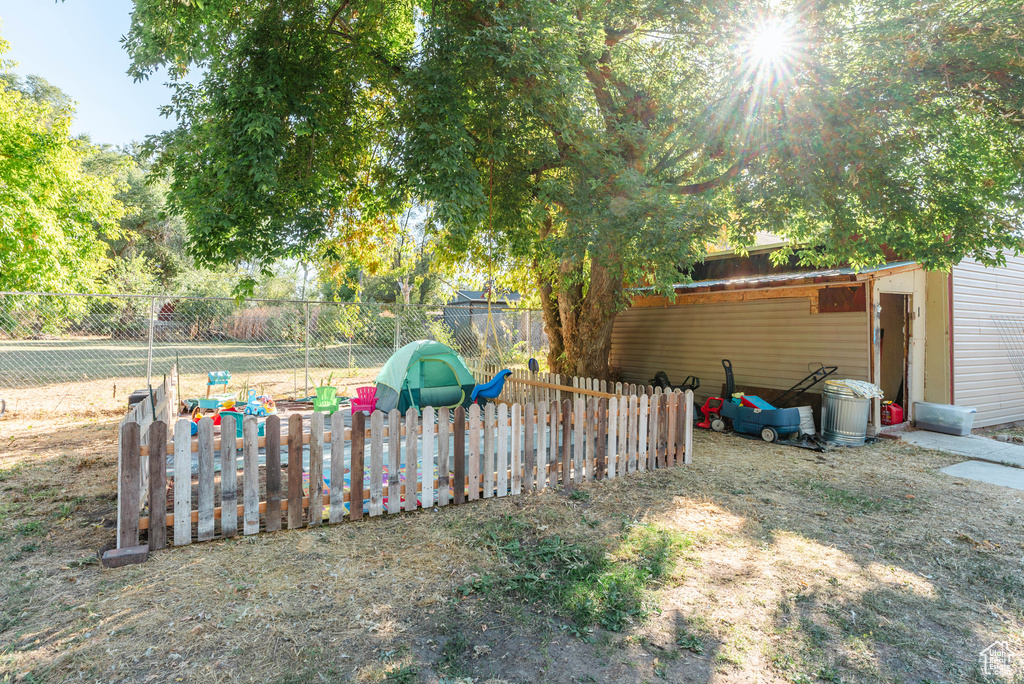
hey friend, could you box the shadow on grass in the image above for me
[2,431,1023,683]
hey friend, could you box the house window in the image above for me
[817,286,865,314]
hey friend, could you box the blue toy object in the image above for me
[198,370,234,410]
[716,360,801,442]
[470,369,512,404]
[243,389,268,417]
[737,394,775,410]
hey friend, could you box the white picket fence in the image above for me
[116,375,694,550]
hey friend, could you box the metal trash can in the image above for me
[821,380,871,446]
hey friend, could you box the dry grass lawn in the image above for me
[1,403,1023,683]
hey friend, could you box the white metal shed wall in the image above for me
[952,256,1024,428]
[610,296,869,403]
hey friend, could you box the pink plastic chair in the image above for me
[350,386,377,413]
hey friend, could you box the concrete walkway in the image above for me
[901,430,1024,491]
[940,461,1024,491]
[901,430,1024,469]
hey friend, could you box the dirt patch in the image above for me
[1,410,1023,683]
[975,421,1024,446]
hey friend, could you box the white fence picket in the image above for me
[421,406,435,509]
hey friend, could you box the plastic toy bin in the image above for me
[913,401,977,436]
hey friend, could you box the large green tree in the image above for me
[128,0,1024,376]
[0,35,124,293]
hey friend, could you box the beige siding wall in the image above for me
[610,295,869,404]
[923,271,952,404]
[952,256,1024,427]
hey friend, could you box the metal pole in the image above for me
[146,296,156,387]
[526,309,532,358]
[394,305,401,352]
[304,302,310,395]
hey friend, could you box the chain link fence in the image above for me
[0,292,548,415]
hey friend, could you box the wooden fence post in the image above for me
[243,416,260,535]
[453,406,465,505]
[628,395,639,474]
[496,403,508,497]
[648,393,659,469]
[483,403,496,498]
[667,391,678,468]
[545,400,555,490]
[537,401,548,492]
[387,409,401,514]
[637,394,648,473]
[658,394,669,468]
[118,423,141,550]
[370,411,384,516]
[265,415,282,531]
[596,398,607,479]
[329,410,346,524]
[440,405,452,507]
[197,417,215,542]
[220,413,238,538]
[405,408,419,512]
[607,397,618,479]
[573,397,584,484]
[147,421,167,550]
[585,397,596,481]
[288,413,304,529]
[421,406,436,509]
[524,403,535,493]
[173,418,192,546]
[511,403,522,495]
[468,404,480,501]
[561,399,571,488]
[618,395,628,478]
[308,411,324,527]
[683,390,694,465]
[350,411,365,521]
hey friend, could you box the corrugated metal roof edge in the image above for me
[630,261,918,293]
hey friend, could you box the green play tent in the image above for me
[374,340,476,413]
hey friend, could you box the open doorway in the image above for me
[879,293,910,409]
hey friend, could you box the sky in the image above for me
[0,1,178,147]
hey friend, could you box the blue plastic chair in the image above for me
[470,369,512,404]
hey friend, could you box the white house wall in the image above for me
[952,256,1024,428]
[610,296,869,404]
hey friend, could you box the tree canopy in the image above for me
[0,35,124,293]
[127,0,1024,375]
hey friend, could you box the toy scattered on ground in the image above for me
[375,340,476,412]
[218,408,266,438]
[198,371,234,410]
[350,386,377,413]
[192,406,220,426]
[257,395,276,414]
[470,369,512,405]
[242,389,273,416]
[191,405,263,436]
[650,370,700,392]
[701,359,802,442]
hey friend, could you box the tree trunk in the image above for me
[539,256,623,379]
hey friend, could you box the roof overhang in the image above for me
[630,261,919,306]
